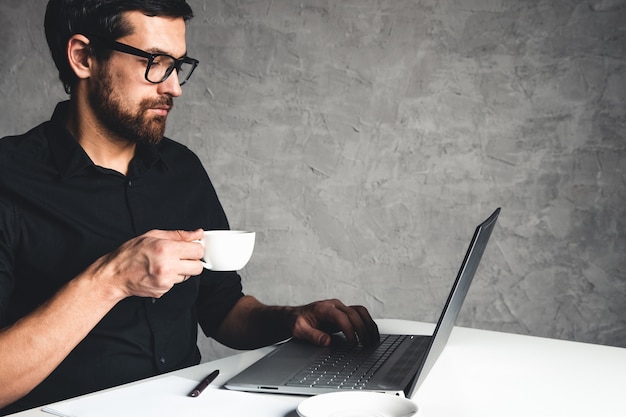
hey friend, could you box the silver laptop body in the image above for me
[225,208,500,398]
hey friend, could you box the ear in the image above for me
[67,34,94,81]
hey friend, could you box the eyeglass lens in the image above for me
[147,56,194,85]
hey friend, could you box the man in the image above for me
[0,1,379,414]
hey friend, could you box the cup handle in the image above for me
[194,239,211,269]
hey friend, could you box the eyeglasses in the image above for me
[102,40,199,86]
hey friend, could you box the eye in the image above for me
[151,55,167,67]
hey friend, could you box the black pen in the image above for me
[188,369,220,397]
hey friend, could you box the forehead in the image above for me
[118,11,187,56]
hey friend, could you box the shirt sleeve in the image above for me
[175,142,246,337]
[0,195,18,327]
[196,269,244,337]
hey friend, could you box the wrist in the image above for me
[77,254,128,304]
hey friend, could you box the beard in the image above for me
[88,66,173,145]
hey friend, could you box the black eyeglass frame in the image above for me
[100,40,199,85]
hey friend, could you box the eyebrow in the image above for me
[146,47,189,60]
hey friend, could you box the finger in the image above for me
[324,301,379,346]
[179,258,204,278]
[147,239,203,284]
[349,305,380,346]
[161,238,205,264]
[322,300,360,345]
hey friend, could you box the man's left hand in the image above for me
[291,299,380,347]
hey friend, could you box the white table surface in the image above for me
[8,319,626,416]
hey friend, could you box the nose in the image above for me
[157,70,183,97]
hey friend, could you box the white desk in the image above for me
[9,319,626,416]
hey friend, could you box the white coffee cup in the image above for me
[198,230,255,271]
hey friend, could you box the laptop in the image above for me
[225,208,500,398]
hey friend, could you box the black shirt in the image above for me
[0,102,244,414]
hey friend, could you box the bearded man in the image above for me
[0,1,379,414]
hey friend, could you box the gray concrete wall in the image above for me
[1,0,625,361]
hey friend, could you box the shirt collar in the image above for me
[47,101,166,180]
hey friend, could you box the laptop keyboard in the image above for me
[286,334,409,390]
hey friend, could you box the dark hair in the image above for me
[44,0,194,94]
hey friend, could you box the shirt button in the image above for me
[160,357,166,364]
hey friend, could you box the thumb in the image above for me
[176,228,204,242]
[295,324,332,347]
[145,229,204,241]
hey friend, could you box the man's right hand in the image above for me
[94,229,206,300]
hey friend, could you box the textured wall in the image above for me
[1,0,625,362]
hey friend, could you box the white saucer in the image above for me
[296,391,418,417]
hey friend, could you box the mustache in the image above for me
[142,96,174,111]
